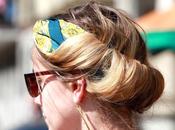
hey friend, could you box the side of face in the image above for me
[33,58,81,130]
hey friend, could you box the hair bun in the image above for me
[88,52,164,113]
[120,59,164,113]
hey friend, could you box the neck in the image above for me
[77,96,137,130]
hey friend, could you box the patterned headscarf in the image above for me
[33,18,86,55]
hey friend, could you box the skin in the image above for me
[33,56,85,130]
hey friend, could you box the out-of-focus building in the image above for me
[137,0,175,130]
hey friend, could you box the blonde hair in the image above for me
[35,1,164,116]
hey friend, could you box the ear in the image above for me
[70,78,86,104]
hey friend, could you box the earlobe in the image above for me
[72,78,86,104]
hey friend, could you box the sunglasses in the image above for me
[24,70,56,97]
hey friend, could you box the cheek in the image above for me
[41,81,80,130]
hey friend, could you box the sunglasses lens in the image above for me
[24,74,40,97]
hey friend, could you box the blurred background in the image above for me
[0,0,175,130]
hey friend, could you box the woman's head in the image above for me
[27,1,164,130]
